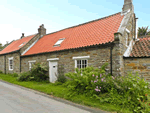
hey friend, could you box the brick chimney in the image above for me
[122,0,134,12]
[21,33,25,39]
[38,24,46,37]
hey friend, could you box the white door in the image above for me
[49,61,58,83]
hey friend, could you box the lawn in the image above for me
[0,73,132,113]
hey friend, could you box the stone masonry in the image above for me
[21,45,111,76]
[0,56,5,73]
[124,58,150,82]
[112,10,136,76]
[5,52,20,74]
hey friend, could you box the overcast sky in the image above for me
[0,0,149,45]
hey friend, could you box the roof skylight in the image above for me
[54,38,65,46]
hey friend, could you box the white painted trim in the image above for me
[124,39,135,57]
[8,57,13,60]
[72,56,90,60]
[47,58,59,61]
[8,57,13,71]
[28,60,36,63]
[121,9,130,16]
[126,28,130,34]
[136,19,138,39]
[21,39,38,55]
[74,59,88,69]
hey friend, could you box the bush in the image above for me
[30,63,49,82]
[0,70,3,74]
[64,63,109,95]
[17,63,49,82]
[57,75,67,83]
[64,63,150,112]
[17,72,31,81]
[12,73,18,77]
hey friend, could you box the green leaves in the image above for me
[17,63,48,82]
[138,26,150,37]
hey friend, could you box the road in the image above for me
[0,81,107,113]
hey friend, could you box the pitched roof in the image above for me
[23,12,124,56]
[0,34,36,55]
[130,37,150,57]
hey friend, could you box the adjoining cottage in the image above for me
[124,37,150,81]
[0,25,46,74]
[1,0,149,83]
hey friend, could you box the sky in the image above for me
[0,0,149,45]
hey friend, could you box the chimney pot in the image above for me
[21,33,25,39]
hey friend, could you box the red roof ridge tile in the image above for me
[14,33,37,42]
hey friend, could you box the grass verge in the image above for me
[0,74,132,113]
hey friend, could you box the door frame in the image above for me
[47,58,59,83]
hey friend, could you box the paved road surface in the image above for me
[0,81,107,113]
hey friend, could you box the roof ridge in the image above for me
[14,33,37,42]
[45,12,121,36]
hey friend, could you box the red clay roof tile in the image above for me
[0,34,36,55]
[23,12,124,56]
[130,37,150,57]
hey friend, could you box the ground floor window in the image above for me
[9,57,13,71]
[77,59,87,69]
[28,60,36,70]
[72,56,90,69]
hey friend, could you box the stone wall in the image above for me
[112,12,136,76]
[0,56,5,73]
[5,53,20,74]
[21,45,111,76]
[20,34,40,54]
[124,58,150,82]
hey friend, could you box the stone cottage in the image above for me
[0,25,46,74]
[0,0,149,83]
[124,36,150,81]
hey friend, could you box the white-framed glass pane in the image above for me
[54,38,65,46]
[9,59,13,70]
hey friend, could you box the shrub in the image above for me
[17,63,49,82]
[17,72,31,81]
[64,63,109,95]
[57,75,67,83]
[12,73,18,77]
[30,62,49,82]
[64,63,150,112]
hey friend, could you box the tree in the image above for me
[0,43,3,51]
[3,41,9,49]
[138,26,150,37]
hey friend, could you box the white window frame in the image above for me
[54,38,65,46]
[9,57,13,71]
[47,58,59,61]
[28,60,36,70]
[72,56,90,69]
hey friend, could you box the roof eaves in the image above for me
[21,41,113,57]
[0,50,19,56]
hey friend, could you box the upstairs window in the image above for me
[28,60,36,70]
[9,57,13,71]
[54,38,65,46]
